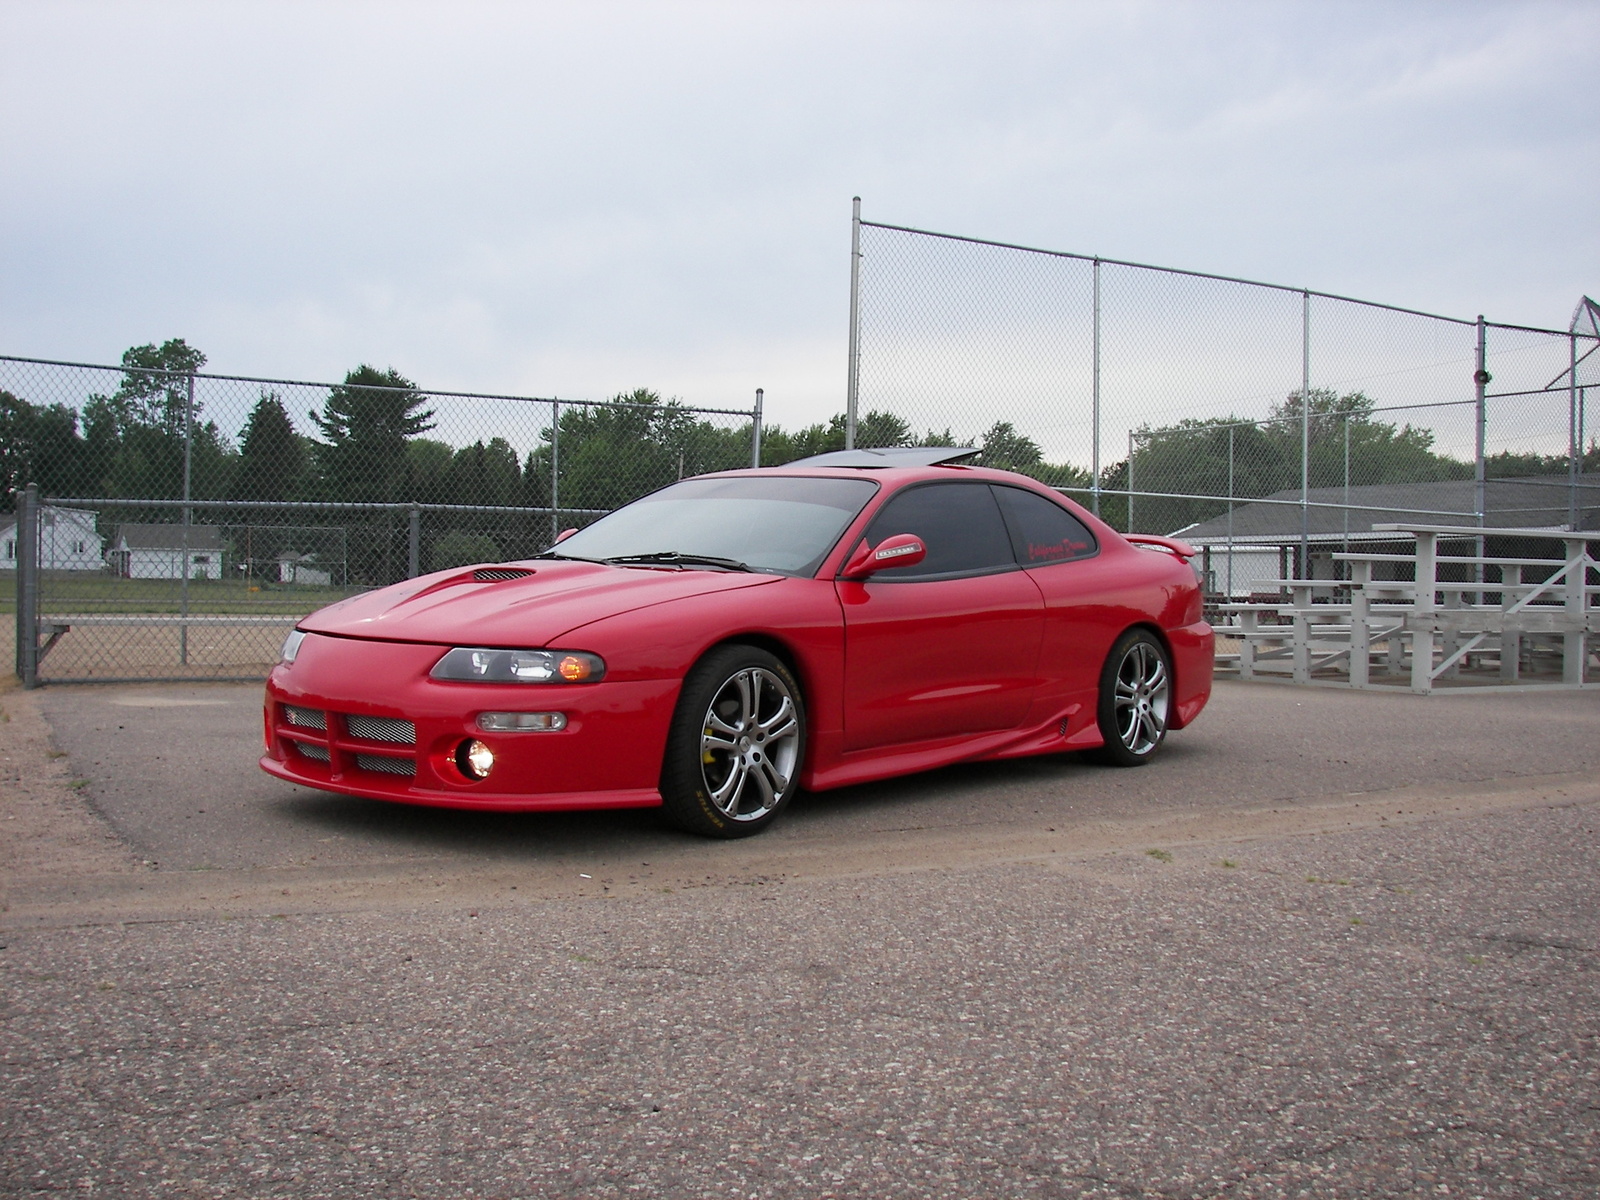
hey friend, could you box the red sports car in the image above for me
[261,448,1213,837]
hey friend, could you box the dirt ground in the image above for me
[2,677,1598,1198]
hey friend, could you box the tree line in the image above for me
[5,339,1592,546]
[0,339,1094,516]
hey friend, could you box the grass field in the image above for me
[0,571,366,616]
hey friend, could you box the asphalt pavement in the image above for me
[2,679,1598,1197]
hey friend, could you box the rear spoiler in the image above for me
[1125,534,1198,561]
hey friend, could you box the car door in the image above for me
[991,483,1122,725]
[837,481,1044,751]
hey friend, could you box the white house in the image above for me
[109,524,225,580]
[277,551,333,587]
[0,505,105,571]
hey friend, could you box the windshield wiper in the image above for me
[530,550,607,563]
[604,551,754,572]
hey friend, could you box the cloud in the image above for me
[1,0,1595,432]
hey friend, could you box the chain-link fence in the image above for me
[4,356,760,683]
[849,209,1599,597]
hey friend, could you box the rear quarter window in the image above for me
[993,485,1098,565]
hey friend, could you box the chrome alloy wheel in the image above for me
[699,666,801,822]
[1113,639,1170,756]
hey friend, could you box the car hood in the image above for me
[299,560,781,647]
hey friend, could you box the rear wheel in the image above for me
[660,645,805,838]
[1094,629,1171,766]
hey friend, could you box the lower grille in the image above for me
[292,740,330,763]
[284,705,326,730]
[345,715,416,744]
[356,753,416,776]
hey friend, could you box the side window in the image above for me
[993,485,1098,566]
[859,482,1015,580]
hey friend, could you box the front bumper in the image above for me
[261,633,675,812]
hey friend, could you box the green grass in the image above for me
[1,572,366,615]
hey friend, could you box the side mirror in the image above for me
[842,533,926,578]
[554,527,579,544]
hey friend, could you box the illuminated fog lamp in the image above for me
[457,738,496,779]
[477,711,567,733]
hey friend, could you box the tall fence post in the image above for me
[1226,427,1235,598]
[752,388,764,469]
[15,484,38,688]
[1570,328,1580,531]
[1474,316,1489,585]
[846,196,862,451]
[1343,411,1351,567]
[1126,430,1135,533]
[1091,257,1102,516]
[550,399,561,546]
[1300,290,1310,581]
[180,372,194,666]
[408,506,421,578]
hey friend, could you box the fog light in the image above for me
[457,738,495,779]
[477,711,567,732]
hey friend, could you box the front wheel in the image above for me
[1094,629,1172,767]
[660,645,806,838]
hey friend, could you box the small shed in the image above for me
[277,552,333,587]
[0,505,105,571]
[109,524,225,580]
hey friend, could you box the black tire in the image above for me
[1093,628,1172,767]
[660,645,806,838]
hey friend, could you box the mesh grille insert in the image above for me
[284,705,326,730]
[292,741,330,763]
[474,567,534,582]
[344,715,416,744]
[356,753,417,776]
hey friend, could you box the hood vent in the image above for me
[473,567,535,582]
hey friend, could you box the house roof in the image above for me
[0,505,100,535]
[114,524,225,551]
[1172,474,1600,544]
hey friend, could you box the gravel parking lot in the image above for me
[3,678,1598,1198]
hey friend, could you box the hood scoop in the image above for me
[473,567,536,582]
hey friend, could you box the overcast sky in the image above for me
[2,0,1596,430]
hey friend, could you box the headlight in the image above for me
[280,629,307,664]
[430,647,606,683]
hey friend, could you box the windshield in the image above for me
[551,475,879,576]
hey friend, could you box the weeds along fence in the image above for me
[4,356,761,684]
[847,204,1600,596]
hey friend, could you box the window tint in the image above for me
[860,482,1015,579]
[993,485,1097,565]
